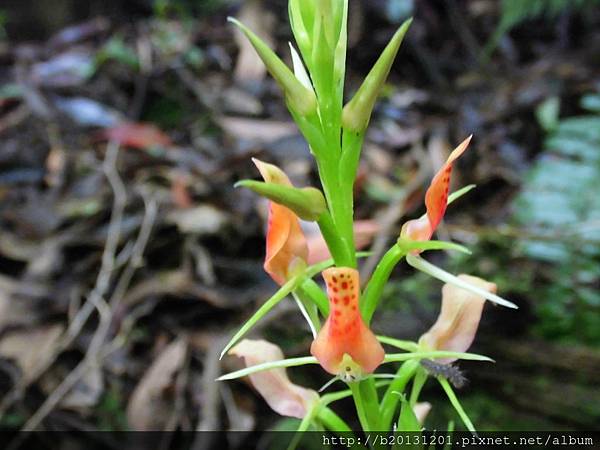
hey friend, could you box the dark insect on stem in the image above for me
[420,359,468,389]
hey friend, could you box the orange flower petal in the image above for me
[401,136,471,242]
[419,274,496,364]
[310,268,384,380]
[253,158,308,285]
[230,339,319,418]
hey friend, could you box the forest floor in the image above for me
[0,0,599,446]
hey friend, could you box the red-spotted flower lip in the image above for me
[401,136,472,242]
[310,267,385,379]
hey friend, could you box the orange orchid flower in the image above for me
[401,136,472,243]
[419,274,496,364]
[253,158,309,285]
[310,267,384,381]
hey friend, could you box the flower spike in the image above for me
[310,267,385,381]
[401,136,472,243]
[253,158,309,285]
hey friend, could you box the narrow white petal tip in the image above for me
[407,254,519,310]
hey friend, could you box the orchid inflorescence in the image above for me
[219,0,517,440]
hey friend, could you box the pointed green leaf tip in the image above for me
[235,179,327,221]
[228,17,317,116]
[342,17,412,133]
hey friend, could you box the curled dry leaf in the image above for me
[419,274,497,364]
[167,204,228,235]
[97,122,173,150]
[0,324,64,384]
[126,338,187,431]
[229,339,318,419]
[218,117,297,143]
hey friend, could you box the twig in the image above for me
[0,143,124,420]
[67,141,127,339]
[14,145,158,436]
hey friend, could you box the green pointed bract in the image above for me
[217,356,319,381]
[228,17,317,116]
[342,18,412,133]
[438,377,476,433]
[383,351,493,364]
[288,0,312,60]
[235,179,326,221]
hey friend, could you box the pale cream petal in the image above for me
[420,274,496,363]
[229,339,318,418]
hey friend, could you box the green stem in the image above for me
[438,377,477,434]
[287,406,317,450]
[379,359,419,430]
[317,406,352,432]
[298,278,329,317]
[361,244,406,323]
[317,210,353,267]
[409,367,428,406]
[349,382,371,432]
[360,377,381,430]
[292,290,320,335]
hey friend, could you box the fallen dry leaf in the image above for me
[97,122,173,149]
[0,324,64,383]
[218,116,297,143]
[167,205,228,234]
[126,338,187,431]
[61,364,104,411]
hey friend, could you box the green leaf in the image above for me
[580,93,600,113]
[535,96,561,132]
[217,356,319,381]
[219,276,302,360]
[438,377,476,433]
[398,239,472,255]
[377,336,419,352]
[397,396,421,432]
[447,184,476,205]
[235,179,326,221]
[317,406,353,432]
[383,351,494,364]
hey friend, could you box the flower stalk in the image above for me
[220,0,517,441]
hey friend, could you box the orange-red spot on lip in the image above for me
[332,276,337,283]
[341,282,348,289]
[343,296,350,305]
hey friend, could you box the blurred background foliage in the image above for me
[0,0,599,444]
